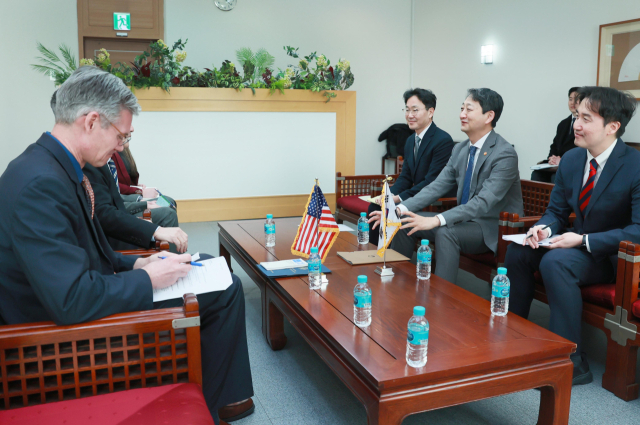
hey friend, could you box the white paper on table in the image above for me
[338,224,355,232]
[530,163,557,171]
[153,257,233,302]
[260,259,308,271]
[502,233,553,246]
[359,195,377,203]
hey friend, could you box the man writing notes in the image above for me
[505,86,638,386]
[371,88,523,284]
[531,87,580,183]
[368,88,454,242]
[0,67,253,424]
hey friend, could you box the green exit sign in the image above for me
[113,13,131,31]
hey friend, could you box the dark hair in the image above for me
[466,88,504,127]
[403,88,437,110]
[576,86,637,137]
[568,87,580,97]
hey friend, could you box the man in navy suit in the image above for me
[367,88,454,242]
[505,86,638,385]
[0,67,253,424]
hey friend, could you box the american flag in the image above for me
[291,184,339,261]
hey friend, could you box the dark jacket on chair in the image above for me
[391,122,456,201]
[547,115,577,159]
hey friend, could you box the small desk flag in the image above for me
[291,183,340,261]
[377,180,401,257]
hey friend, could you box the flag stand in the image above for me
[375,175,394,277]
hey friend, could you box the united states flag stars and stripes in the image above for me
[291,184,339,261]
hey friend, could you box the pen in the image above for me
[156,189,177,209]
[525,221,557,239]
[158,256,202,266]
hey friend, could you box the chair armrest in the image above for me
[117,241,171,256]
[140,209,152,222]
[0,294,202,409]
[619,241,640,313]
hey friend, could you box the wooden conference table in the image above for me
[218,217,575,425]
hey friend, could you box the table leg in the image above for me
[537,363,572,425]
[367,401,403,425]
[264,287,287,351]
[219,242,233,273]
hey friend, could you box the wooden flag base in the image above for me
[375,266,394,277]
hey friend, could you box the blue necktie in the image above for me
[107,158,120,194]
[460,146,477,205]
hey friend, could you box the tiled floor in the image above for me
[181,220,640,425]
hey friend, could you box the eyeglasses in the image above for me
[402,107,425,116]
[104,117,132,146]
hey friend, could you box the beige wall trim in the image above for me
[135,87,357,176]
[177,193,337,223]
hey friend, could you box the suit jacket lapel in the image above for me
[469,131,496,195]
[583,139,625,217]
[414,123,437,167]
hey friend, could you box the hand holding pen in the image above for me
[523,221,556,249]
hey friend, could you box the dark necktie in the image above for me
[81,174,95,220]
[579,159,598,212]
[108,158,120,193]
[570,117,576,135]
[460,146,477,205]
[414,134,421,158]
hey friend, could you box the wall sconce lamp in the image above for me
[481,45,494,64]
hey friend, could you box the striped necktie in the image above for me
[579,159,598,213]
[460,146,477,205]
[414,134,421,158]
[107,158,120,193]
[81,174,95,220]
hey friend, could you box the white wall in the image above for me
[412,0,640,179]
[164,0,412,176]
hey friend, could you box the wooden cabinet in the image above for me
[77,0,164,64]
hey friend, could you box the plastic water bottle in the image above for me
[491,267,510,316]
[308,247,322,290]
[265,214,275,247]
[406,306,429,367]
[357,212,370,244]
[416,239,432,280]
[353,275,372,327]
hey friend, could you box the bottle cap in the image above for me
[357,275,367,284]
[310,247,318,254]
[497,267,507,275]
[360,212,367,217]
[266,214,273,219]
[413,306,426,316]
[421,239,429,246]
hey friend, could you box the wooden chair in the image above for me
[334,171,399,225]
[0,293,212,424]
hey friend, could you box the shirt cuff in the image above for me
[151,226,159,242]
[586,235,591,253]
[547,228,552,238]
[397,204,409,214]
[397,195,402,202]
[437,214,446,227]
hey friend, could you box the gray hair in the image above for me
[52,66,140,127]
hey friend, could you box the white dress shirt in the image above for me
[396,123,432,203]
[547,139,618,251]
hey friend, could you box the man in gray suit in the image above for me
[371,88,523,283]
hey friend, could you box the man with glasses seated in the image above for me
[50,91,186,253]
[367,88,455,243]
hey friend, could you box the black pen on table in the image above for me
[158,256,202,266]
[525,221,556,240]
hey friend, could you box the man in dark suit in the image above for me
[505,86,638,385]
[84,160,188,253]
[372,88,524,284]
[531,87,580,183]
[0,67,253,424]
[368,88,455,242]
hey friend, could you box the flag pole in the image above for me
[375,175,394,278]
[315,178,320,250]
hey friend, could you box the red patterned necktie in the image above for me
[81,174,95,220]
[579,159,598,212]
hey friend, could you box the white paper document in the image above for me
[359,195,377,204]
[530,163,557,171]
[260,259,308,271]
[338,224,355,232]
[502,233,553,246]
[153,257,233,302]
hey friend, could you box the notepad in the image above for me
[530,163,557,171]
[153,257,233,302]
[260,259,308,271]
[502,234,553,246]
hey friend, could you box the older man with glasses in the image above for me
[0,66,254,425]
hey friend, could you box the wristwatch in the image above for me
[581,234,587,248]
